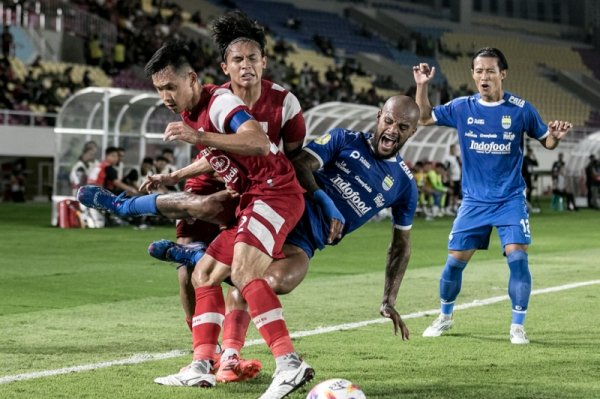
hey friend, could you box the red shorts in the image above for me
[176,176,226,241]
[206,192,304,266]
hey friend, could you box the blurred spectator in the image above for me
[112,37,127,72]
[412,161,427,216]
[69,140,99,195]
[522,146,538,204]
[88,146,139,196]
[8,161,26,202]
[550,152,565,188]
[122,156,155,189]
[585,154,600,209]
[423,161,448,219]
[87,34,104,66]
[444,143,461,214]
[2,25,15,59]
[553,164,577,211]
[286,15,301,30]
[190,10,203,26]
[154,155,179,192]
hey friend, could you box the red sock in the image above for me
[222,309,251,354]
[192,286,225,361]
[242,279,294,358]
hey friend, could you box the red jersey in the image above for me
[221,79,306,146]
[182,84,304,197]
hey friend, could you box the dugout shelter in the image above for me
[51,87,188,224]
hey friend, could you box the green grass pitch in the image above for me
[0,201,599,398]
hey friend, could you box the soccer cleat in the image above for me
[422,313,454,337]
[510,324,529,344]
[259,360,314,399]
[154,364,216,387]
[147,240,206,268]
[216,354,262,383]
[77,185,126,215]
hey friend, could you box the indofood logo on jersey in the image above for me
[382,175,394,191]
[469,140,512,154]
[314,133,331,145]
[331,175,372,216]
[501,115,512,129]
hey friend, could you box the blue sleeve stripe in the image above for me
[229,110,254,132]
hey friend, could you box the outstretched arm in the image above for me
[292,150,344,243]
[413,63,436,126]
[380,227,411,339]
[540,120,572,150]
[139,156,212,193]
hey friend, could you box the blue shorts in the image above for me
[285,198,328,259]
[448,197,531,252]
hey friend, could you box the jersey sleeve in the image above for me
[280,92,306,143]
[391,180,418,230]
[432,100,458,128]
[209,89,252,133]
[523,102,549,140]
[302,128,349,168]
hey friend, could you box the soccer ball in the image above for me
[306,378,366,399]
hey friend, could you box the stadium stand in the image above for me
[1,0,599,203]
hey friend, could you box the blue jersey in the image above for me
[433,92,548,205]
[287,128,418,257]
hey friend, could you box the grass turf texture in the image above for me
[0,201,599,398]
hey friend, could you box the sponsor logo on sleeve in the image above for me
[508,96,525,107]
[314,133,331,145]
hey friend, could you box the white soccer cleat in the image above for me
[422,313,454,337]
[510,324,530,344]
[259,360,315,399]
[153,364,216,388]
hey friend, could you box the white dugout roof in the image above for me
[53,87,189,197]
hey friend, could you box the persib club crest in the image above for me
[501,115,512,129]
[382,175,394,191]
[314,133,331,145]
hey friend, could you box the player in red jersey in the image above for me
[163,11,306,339]
[143,39,313,397]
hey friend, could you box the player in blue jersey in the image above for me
[132,96,420,379]
[413,47,572,344]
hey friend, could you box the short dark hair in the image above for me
[144,40,194,77]
[105,146,119,156]
[471,47,509,71]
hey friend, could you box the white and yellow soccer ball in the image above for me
[306,378,366,399]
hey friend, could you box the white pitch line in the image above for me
[1,279,599,385]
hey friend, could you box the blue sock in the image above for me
[507,250,531,325]
[439,255,468,315]
[120,194,159,216]
[191,247,205,265]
